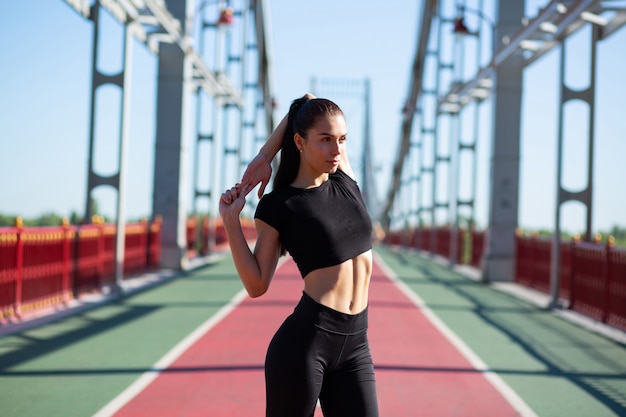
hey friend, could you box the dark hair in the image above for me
[273,96,344,189]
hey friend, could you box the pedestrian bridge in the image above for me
[1,1,625,415]
[1,247,625,416]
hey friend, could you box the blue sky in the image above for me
[0,0,624,234]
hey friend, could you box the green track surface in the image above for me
[0,257,243,417]
[1,249,625,417]
[375,247,626,417]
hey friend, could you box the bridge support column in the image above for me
[482,1,525,282]
[152,0,191,270]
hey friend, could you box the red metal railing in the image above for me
[469,229,485,268]
[185,216,256,257]
[605,243,626,330]
[383,227,625,331]
[514,234,553,295]
[0,218,162,323]
[384,226,476,265]
[515,234,626,331]
[0,215,257,323]
[568,239,625,330]
[5,216,622,332]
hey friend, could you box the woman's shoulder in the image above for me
[255,187,293,227]
[257,186,292,209]
[261,185,294,198]
[330,168,358,186]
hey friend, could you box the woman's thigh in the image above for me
[265,314,325,417]
[318,334,379,417]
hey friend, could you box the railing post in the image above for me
[94,215,105,289]
[514,229,521,282]
[148,216,162,269]
[141,218,149,271]
[61,218,72,304]
[569,235,579,309]
[526,232,533,285]
[602,236,614,324]
[14,217,24,318]
[201,216,209,255]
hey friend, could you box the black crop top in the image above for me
[254,169,372,278]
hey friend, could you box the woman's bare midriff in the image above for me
[302,249,373,315]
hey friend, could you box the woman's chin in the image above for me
[327,162,340,173]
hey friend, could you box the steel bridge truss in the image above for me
[63,0,275,275]
[439,0,626,114]
[384,0,626,287]
[64,0,244,104]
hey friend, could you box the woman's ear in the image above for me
[294,133,304,152]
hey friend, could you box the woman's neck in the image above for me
[291,168,329,189]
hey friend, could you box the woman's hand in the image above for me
[241,152,272,198]
[239,93,314,198]
[219,183,251,219]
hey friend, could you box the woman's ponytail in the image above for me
[272,95,343,190]
[273,95,312,189]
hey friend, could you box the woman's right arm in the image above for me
[241,93,315,197]
[240,113,288,198]
[220,184,281,297]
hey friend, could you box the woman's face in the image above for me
[297,114,347,175]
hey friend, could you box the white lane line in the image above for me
[373,252,539,417]
[93,255,290,417]
[92,288,248,417]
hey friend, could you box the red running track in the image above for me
[111,257,520,416]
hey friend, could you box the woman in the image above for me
[219,94,379,417]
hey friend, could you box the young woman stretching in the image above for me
[219,94,379,417]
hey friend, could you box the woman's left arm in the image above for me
[339,147,356,180]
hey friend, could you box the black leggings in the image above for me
[265,292,379,417]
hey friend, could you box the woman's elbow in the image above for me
[246,288,267,298]
[245,279,270,298]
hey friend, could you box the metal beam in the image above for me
[383,0,626,231]
[252,0,276,132]
[63,0,91,18]
[438,0,626,115]
[380,0,438,230]
[64,0,243,106]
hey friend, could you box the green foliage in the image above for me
[457,215,477,230]
[519,225,626,249]
[32,212,66,226]
[0,200,109,227]
[69,211,83,225]
[604,225,626,248]
[0,212,66,227]
[0,214,17,227]
[0,198,123,227]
